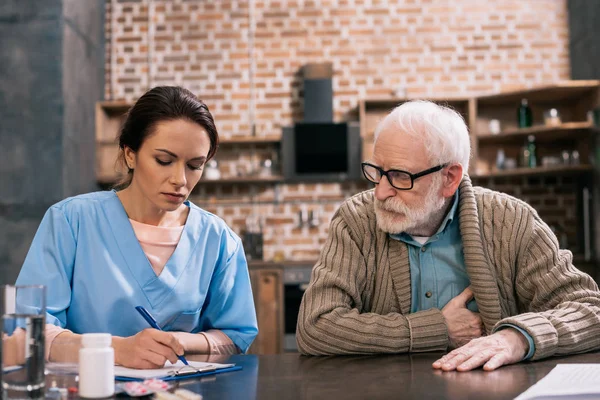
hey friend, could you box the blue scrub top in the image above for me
[16,191,258,353]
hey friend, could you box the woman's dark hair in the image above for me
[114,86,219,189]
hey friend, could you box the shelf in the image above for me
[478,122,597,145]
[477,81,600,106]
[219,136,280,145]
[97,100,133,111]
[361,96,471,107]
[197,175,284,185]
[97,139,118,145]
[96,136,280,147]
[472,164,594,178]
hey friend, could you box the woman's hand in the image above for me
[113,328,185,369]
[2,329,26,366]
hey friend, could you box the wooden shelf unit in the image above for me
[95,102,131,184]
[474,81,600,177]
[358,97,476,173]
[95,101,131,144]
[359,82,600,178]
[95,101,283,184]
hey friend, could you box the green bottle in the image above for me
[518,98,533,128]
[527,135,537,168]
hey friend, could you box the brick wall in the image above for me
[105,0,573,261]
[473,175,581,254]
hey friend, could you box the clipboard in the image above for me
[114,361,242,382]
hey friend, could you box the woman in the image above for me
[15,86,258,369]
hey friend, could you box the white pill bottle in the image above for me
[79,333,115,398]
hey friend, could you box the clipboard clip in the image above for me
[167,364,215,377]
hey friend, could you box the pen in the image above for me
[135,306,190,366]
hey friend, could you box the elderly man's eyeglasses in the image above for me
[361,162,449,190]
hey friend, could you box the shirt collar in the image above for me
[438,188,460,234]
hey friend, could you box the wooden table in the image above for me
[41,352,600,399]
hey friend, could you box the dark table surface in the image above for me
[42,351,600,400]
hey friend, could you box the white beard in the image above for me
[374,177,447,235]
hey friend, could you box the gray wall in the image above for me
[62,0,104,196]
[0,0,104,284]
[568,0,600,80]
[568,0,600,279]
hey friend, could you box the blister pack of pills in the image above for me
[116,379,172,397]
[154,388,202,400]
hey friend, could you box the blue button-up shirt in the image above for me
[390,190,534,359]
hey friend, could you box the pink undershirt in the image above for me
[45,219,238,360]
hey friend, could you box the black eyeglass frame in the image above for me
[361,162,449,190]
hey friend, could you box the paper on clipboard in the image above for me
[114,360,235,380]
[515,364,600,400]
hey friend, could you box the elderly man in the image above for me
[296,100,600,371]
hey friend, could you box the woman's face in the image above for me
[124,118,211,212]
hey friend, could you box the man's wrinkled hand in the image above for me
[441,287,484,348]
[432,328,529,372]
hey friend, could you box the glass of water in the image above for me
[1,285,46,393]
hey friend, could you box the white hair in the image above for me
[373,100,471,174]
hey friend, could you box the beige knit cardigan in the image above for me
[297,176,600,360]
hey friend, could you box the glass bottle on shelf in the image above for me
[571,150,580,165]
[519,146,530,168]
[518,98,533,128]
[527,135,537,168]
[496,149,506,170]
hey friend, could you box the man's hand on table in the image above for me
[432,328,529,372]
